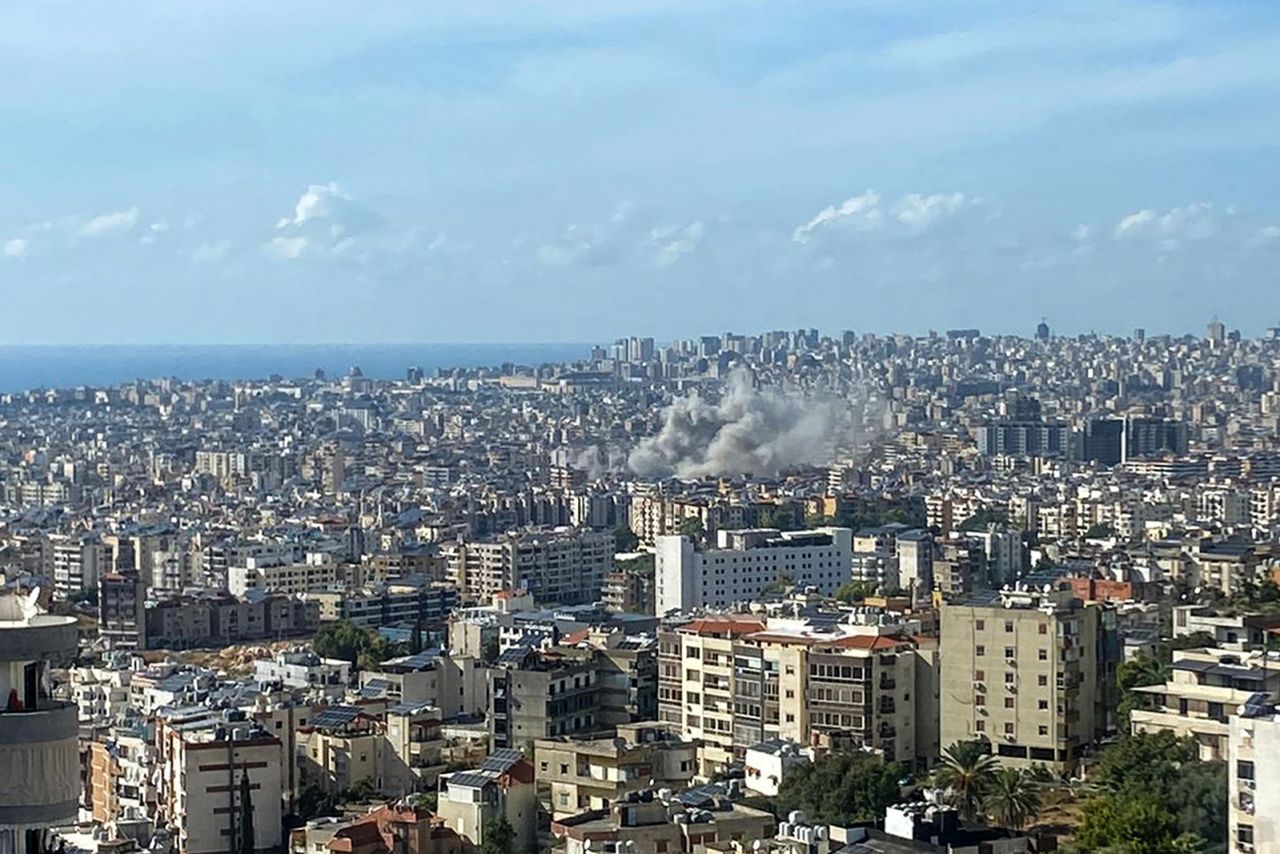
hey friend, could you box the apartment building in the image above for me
[445,527,614,606]
[1129,648,1280,760]
[48,533,106,600]
[655,527,853,615]
[534,722,698,820]
[227,553,338,597]
[489,648,605,752]
[155,720,283,854]
[1228,699,1280,854]
[657,614,936,777]
[436,750,538,853]
[939,583,1119,772]
[98,570,145,650]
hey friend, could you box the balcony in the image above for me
[0,700,79,744]
[879,677,896,691]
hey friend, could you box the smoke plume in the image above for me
[628,369,874,478]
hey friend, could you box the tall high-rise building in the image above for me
[0,593,81,854]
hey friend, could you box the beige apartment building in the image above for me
[939,583,1118,772]
[1130,647,1280,761]
[533,722,698,820]
[657,616,937,778]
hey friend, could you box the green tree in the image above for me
[313,620,369,666]
[1095,730,1196,794]
[834,580,878,603]
[613,525,639,552]
[480,815,517,854]
[1168,760,1227,847]
[677,517,706,542]
[934,740,998,823]
[774,751,905,825]
[1075,791,1206,854]
[237,770,256,854]
[984,768,1040,831]
[1115,653,1168,726]
[958,508,1009,532]
[1084,523,1116,539]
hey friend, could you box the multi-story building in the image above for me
[48,533,106,601]
[1129,647,1280,761]
[655,527,853,614]
[98,570,145,650]
[939,582,1118,772]
[490,648,604,752]
[0,593,81,854]
[1228,698,1280,854]
[155,716,284,854]
[534,722,698,820]
[658,614,937,776]
[445,528,614,606]
[436,750,538,853]
[228,553,338,597]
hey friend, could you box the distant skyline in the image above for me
[2,1,1279,344]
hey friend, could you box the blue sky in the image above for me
[1,0,1278,344]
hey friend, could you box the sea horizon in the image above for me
[0,342,594,394]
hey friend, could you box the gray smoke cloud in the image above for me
[570,445,626,479]
[629,369,876,478]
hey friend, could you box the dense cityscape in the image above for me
[2,321,1280,853]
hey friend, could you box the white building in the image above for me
[655,527,853,614]
[253,650,350,696]
[228,552,338,597]
[1229,699,1280,853]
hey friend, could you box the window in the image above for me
[975,720,985,732]
[975,620,985,630]
[1005,672,1015,684]
[975,670,985,682]
[1004,722,1014,735]
[1039,725,1049,736]
[560,764,569,775]
[1038,675,1048,687]
[1004,697,1014,709]
[1004,647,1015,659]
[974,695,986,706]
[786,714,795,723]
[976,645,986,657]
[1038,649,1048,661]
[1038,700,1049,711]
[1238,760,1255,781]
[1005,621,1014,633]
[1039,623,1048,635]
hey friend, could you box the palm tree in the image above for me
[984,767,1040,830]
[934,740,999,823]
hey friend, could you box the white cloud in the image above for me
[1072,223,1095,242]
[264,236,310,260]
[3,237,27,258]
[793,190,977,244]
[793,190,882,244]
[267,183,384,261]
[649,221,704,266]
[192,240,233,264]
[77,206,140,237]
[893,192,973,232]
[1113,202,1217,242]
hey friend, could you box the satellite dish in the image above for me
[22,587,41,620]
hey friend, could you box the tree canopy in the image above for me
[1073,732,1224,854]
[774,751,905,825]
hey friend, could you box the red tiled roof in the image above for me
[679,617,767,636]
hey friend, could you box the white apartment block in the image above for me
[1229,701,1279,853]
[227,553,338,597]
[444,527,613,605]
[655,527,853,614]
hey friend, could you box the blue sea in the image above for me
[0,343,593,393]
